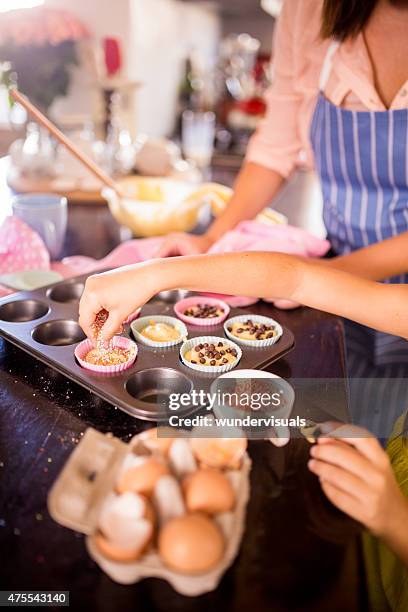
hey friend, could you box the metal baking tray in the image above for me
[0,274,295,421]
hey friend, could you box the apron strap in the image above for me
[319,40,341,92]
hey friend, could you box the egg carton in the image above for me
[48,428,251,596]
[0,275,295,421]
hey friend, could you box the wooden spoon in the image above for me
[11,88,127,198]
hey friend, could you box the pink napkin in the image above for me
[0,217,51,297]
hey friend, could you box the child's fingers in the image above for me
[78,294,103,339]
[310,441,373,483]
[308,458,368,502]
[317,425,384,464]
[99,310,123,342]
[319,480,364,523]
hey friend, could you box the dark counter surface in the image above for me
[0,158,365,611]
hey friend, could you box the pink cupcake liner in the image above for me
[123,308,141,325]
[174,296,230,327]
[199,292,259,308]
[75,336,138,374]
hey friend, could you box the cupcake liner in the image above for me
[180,335,242,374]
[224,314,283,348]
[130,315,188,348]
[75,336,138,374]
[123,308,141,325]
[174,296,230,327]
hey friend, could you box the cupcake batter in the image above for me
[185,341,238,367]
[227,319,277,341]
[140,321,181,343]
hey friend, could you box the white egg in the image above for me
[168,438,197,478]
[99,491,149,548]
[153,475,185,525]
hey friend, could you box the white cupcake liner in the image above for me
[130,315,188,348]
[123,308,141,325]
[174,296,230,327]
[180,336,242,374]
[224,314,283,348]
[75,336,138,374]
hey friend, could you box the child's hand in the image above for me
[79,264,156,341]
[308,424,408,537]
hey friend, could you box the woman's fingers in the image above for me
[308,457,368,501]
[310,440,374,483]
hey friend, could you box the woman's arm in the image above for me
[323,231,408,280]
[79,252,408,341]
[155,163,285,257]
[156,0,302,258]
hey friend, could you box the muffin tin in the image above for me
[0,274,295,421]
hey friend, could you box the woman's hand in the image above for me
[79,263,157,341]
[154,233,213,257]
[308,424,408,538]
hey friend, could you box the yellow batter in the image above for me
[140,321,181,343]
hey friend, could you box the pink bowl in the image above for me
[75,336,138,374]
[174,296,230,326]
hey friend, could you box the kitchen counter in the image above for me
[0,158,365,611]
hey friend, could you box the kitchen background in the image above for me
[0,0,323,235]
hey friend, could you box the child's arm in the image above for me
[79,251,408,341]
[308,425,408,566]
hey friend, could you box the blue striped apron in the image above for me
[310,41,408,437]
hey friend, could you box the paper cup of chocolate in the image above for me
[224,315,283,348]
[131,315,188,348]
[180,336,242,374]
[75,336,138,374]
[174,297,230,326]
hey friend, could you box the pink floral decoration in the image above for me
[0,7,90,47]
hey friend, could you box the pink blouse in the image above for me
[246,0,408,178]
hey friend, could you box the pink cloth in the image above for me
[208,220,329,257]
[0,217,329,305]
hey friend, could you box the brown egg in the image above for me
[117,458,169,496]
[139,427,175,455]
[183,468,235,514]
[190,437,247,469]
[158,514,224,574]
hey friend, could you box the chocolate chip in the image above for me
[267,332,275,338]
[236,328,243,334]
[222,358,228,364]
[227,327,232,332]
[217,342,223,347]
[194,346,201,352]
[191,360,197,364]
[200,358,206,364]
[220,350,225,355]
[210,360,216,366]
